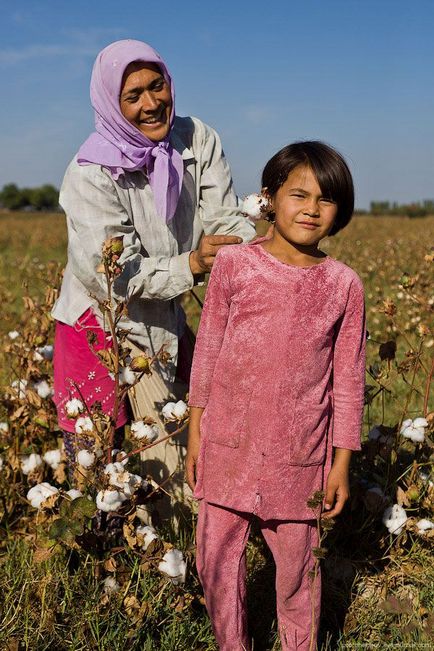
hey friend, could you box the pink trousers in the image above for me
[196,501,320,651]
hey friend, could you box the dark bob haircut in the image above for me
[261,141,354,236]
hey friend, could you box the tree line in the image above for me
[365,199,434,217]
[0,183,59,211]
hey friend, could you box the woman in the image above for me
[52,40,255,517]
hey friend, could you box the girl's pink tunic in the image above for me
[53,309,129,433]
[188,238,366,520]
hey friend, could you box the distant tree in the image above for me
[28,184,59,211]
[0,183,29,210]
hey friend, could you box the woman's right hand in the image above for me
[185,406,204,491]
[189,234,242,275]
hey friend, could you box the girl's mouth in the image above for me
[296,221,319,230]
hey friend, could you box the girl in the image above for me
[186,141,366,650]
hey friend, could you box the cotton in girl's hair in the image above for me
[240,193,270,221]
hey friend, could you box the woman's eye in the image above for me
[126,95,139,103]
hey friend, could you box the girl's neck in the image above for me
[261,233,327,267]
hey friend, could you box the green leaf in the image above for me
[70,496,97,520]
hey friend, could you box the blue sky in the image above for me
[1,0,433,209]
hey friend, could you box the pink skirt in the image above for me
[53,309,129,433]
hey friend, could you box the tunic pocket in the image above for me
[204,379,251,448]
[289,395,331,466]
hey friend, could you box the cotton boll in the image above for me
[8,331,20,340]
[43,449,62,470]
[130,420,159,442]
[34,380,53,399]
[416,519,434,533]
[413,417,429,428]
[77,449,95,468]
[75,416,94,434]
[0,422,8,434]
[399,419,413,433]
[0,456,3,472]
[96,489,127,512]
[104,463,143,496]
[137,524,159,550]
[401,420,425,444]
[27,482,59,509]
[162,402,176,420]
[21,453,43,475]
[65,398,84,418]
[119,366,136,386]
[382,504,408,535]
[103,576,120,594]
[66,489,83,500]
[240,193,269,221]
[158,549,186,584]
[172,400,188,419]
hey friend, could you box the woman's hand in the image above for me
[322,448,352,519]
[189,235,242,275]
[185,406,204,491]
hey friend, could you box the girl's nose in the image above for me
[304,200,320,216]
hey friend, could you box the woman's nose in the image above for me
[141,91,159,112]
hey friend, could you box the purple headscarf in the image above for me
[77,40,184,222]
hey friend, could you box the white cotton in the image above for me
[76,449,95,468]
[158,549,186,584]
[416,519,434,533]
[8,331,20,340]
[33,380,53,399]
[104,462,143,496]
[413,417,429,428]
[382,504,408,535]
[136,504,152,524]
[130,420,159,442]
[27,482,59,509]
[111,449,129,465]
[172,400,188,419]
[0,456,3,472]
[33,350,44,362]
[119,366,136,386]
[162,401,177,420]
[43,449,62,470]
[96,489,127,512]
[137,524,159,550]
[11,379,27,399]
[103,576,120,594]
[400,419,425,444]
[36,345,54,361]
[65,398,84,418]
[21,453,43,475]
[66,489,83,500]
[75,416,94,434]
[0,422,8,434]
[240,193,269,221]
[368,426,382,441]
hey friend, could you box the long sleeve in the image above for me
[188,250,232,407]
[196,121,256,242]
[60,163,194,304]
[332,276,366,450]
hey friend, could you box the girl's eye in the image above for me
[291,194,305,198]
[320,198,336,204]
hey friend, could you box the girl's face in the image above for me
[120,62,172,141]
[269,165,338,249]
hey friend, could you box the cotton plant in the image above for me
[65,398,84,418]
[0,422,8,434]
[21,453,43,475]
[400,417,429,444]
[27,482,59,509]
[162,400,188,421]
[416,519,434,534]
[104,462,144,496]
[96,489,128,512]
[43,449,62,470]
[130,420,159,442]
[10,379,28,399]
[103,576,120,595]
[137,524,159,550]
[65,489,83,500]
[35,344,54,361]
[75,416,94,435]
[119,365,136,386]
[158,548,187,584]
[76,450,96,469]
[382,504,408,535]
[8,330,20,340]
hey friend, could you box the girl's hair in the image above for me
[261,141,354,235]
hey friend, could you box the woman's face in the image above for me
[119,62,172,141]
